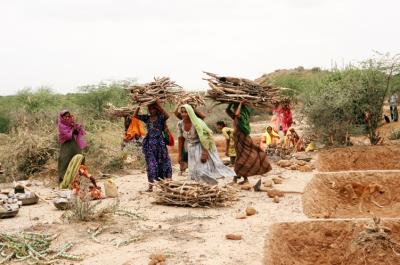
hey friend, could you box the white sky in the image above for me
[0,0,399,95]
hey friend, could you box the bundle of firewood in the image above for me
[179,92,206,108]
[104,103,136,117]
[153,180,237,208]
[203,71,282,109]
[126,77,183,106]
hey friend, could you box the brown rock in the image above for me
[289,164,299,170]
[149,254,166,262]
[277,159,292,168]
[296,160,306,166]
[240,183,252,190]
[262,179,274,188]
[267,189,284,198]
[226,234,242,240]
[236,212,247,219]
[273,196,280,203]
[245,207,257,216]
[272,177,284,184]
[299,165,312,172]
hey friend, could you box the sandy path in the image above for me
[1,160,315,265]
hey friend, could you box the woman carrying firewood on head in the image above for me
[134,99,172,192]
[177,104,235,185]
[226,101,272,186]
[174,102,206,176]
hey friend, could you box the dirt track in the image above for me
[1,162,313,265]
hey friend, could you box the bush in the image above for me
[302,53,400,145]
[74,81,131,118]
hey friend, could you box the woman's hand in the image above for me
[200,150,209,163]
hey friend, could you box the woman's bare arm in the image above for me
[194,109,206,120]
[155,99,169,120]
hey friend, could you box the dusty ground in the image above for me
[303,170,400,218]
[316,145,400,172]
[265,219,400,265]
[0,159,314,265]
[3,116,399,265]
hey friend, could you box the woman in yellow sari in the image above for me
[259,126,280,151]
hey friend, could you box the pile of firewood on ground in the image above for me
[153,180,237,208]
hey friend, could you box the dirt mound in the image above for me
[303,171,400,218]
[264,220,400,265]
[317,145,400,172]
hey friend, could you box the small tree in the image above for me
[302,53,400,145]
[75,80,132,118]
[359,53,400,144]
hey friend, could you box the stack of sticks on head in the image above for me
[203,71,283,109]
[153,180,237,208]
[179,92,206,108]
[126,76,184,106]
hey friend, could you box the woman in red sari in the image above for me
[280,103,293,135]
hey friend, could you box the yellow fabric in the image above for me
[60,154,84,189]
[305,142,315,152]
[124,116,146,141]
[264,130,280,145]
[222,127,236,157]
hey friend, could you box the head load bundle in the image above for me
[127,77,183,106]
[203,71,283,109]
[179,92,206,108]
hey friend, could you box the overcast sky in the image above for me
[0,0,399,95]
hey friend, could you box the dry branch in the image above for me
[104,103,136,118]
[203,71,284,109]
[153,180,237,208]
[179,92,206,108]
[126,77,183,105]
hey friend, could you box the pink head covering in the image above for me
[58,110,87,149]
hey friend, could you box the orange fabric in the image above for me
[72,165,101,200]
[124,117,146,141]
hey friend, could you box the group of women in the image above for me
[258,102,305,152]
[57,100,273,193]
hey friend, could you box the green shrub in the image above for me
[301,53,400,145]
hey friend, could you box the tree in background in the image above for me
[75,80,132,118]
[302,53,400,145]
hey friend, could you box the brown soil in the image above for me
[303,170,400,218]
[264,220,400,265]
[316,145,400,172]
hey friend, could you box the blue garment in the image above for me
[139,114,172,183]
